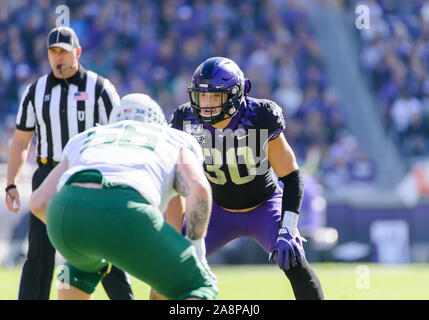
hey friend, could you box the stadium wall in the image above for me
[327,201,429,263]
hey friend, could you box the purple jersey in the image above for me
[169,96,286,209]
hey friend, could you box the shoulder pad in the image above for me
[244,98,286,137]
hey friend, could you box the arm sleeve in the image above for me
[279,169,304,216]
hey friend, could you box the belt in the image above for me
[37,157,59,168]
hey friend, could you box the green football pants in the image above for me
[46,182,217,300]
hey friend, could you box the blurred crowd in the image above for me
[357,0,429,158]
[0,0,377,190]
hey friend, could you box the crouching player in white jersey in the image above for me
[29,93,217,300]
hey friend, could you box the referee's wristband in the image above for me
[5,184,17,198]
[5,184,17,192]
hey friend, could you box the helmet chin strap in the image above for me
[200,113,225,125]
[201,110,221,117]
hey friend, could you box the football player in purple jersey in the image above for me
[163,57,324,300]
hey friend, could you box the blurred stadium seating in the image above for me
[0,0,376,190]
[354,0,429,162]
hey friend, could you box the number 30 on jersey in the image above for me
[203,146,260,186]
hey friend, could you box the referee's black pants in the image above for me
[18,165,134,300]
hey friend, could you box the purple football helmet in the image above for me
[188,57,251,125]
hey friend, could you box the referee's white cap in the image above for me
[47,26,80,51]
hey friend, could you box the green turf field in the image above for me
[1,263,428,300]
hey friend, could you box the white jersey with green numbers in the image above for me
[57,120,203,212]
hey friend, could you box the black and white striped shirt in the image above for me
[16,65,119,162]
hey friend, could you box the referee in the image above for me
[5,26,134,300]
